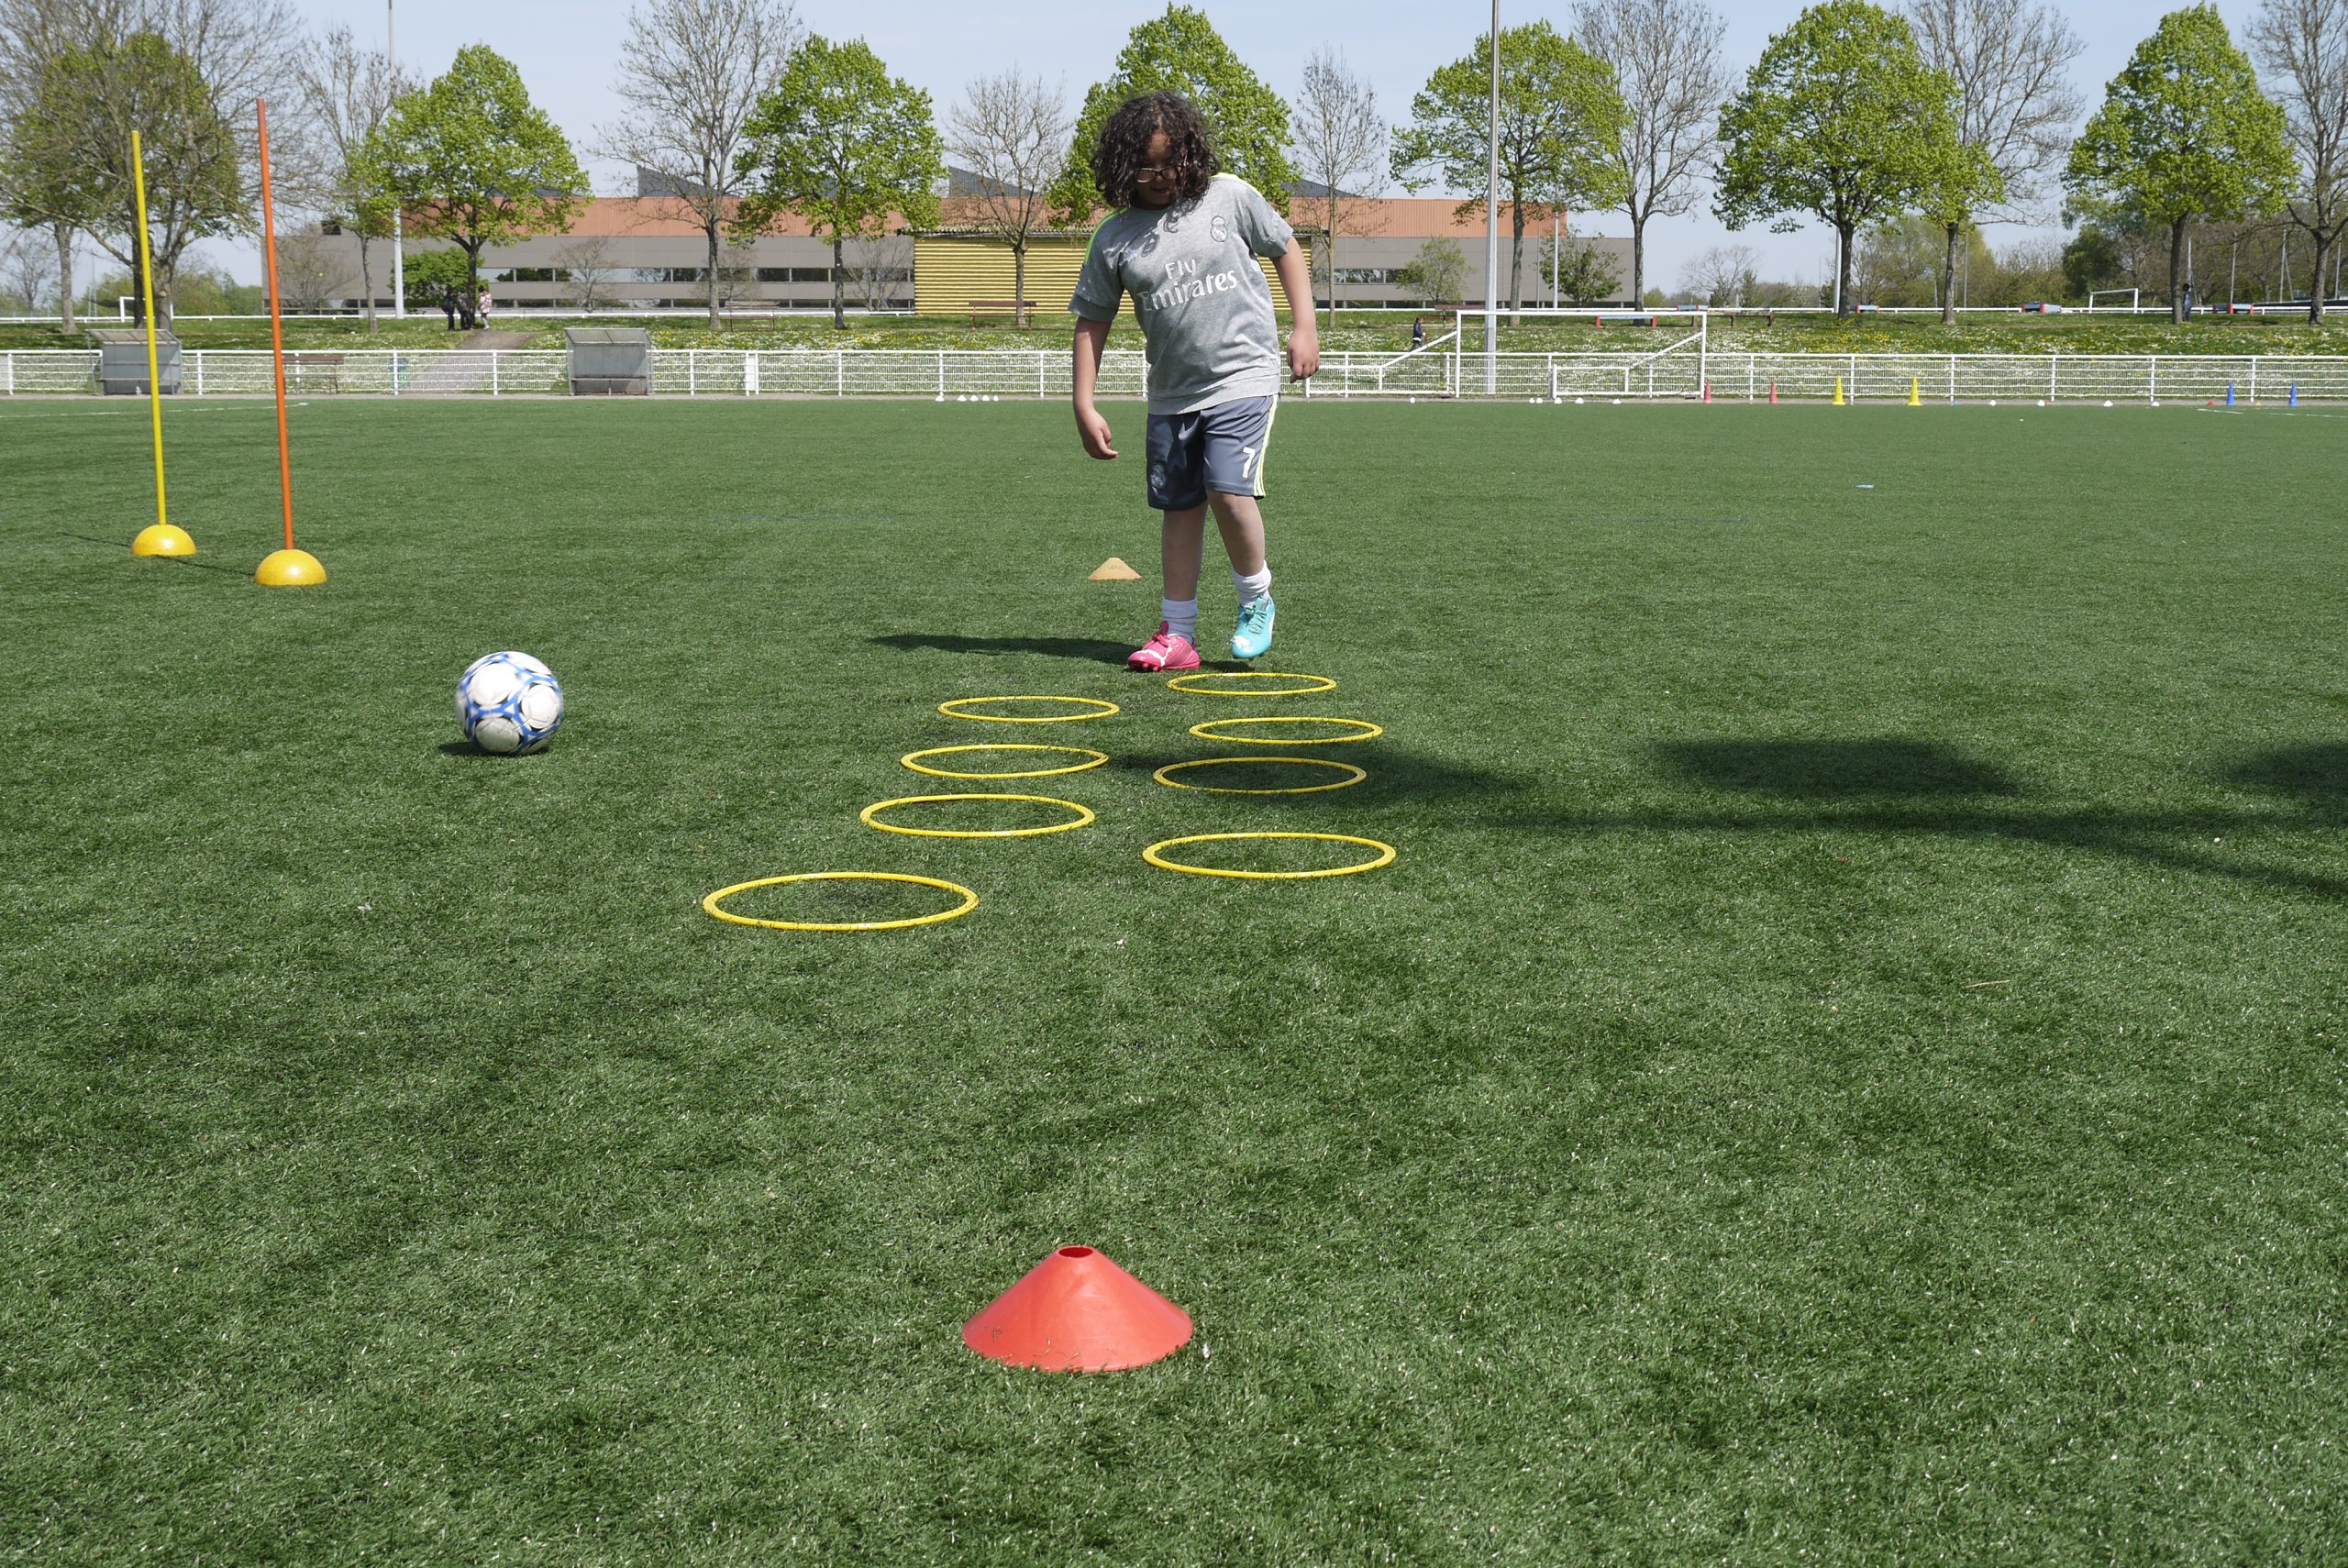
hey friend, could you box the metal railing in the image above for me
[4,347,2344,403]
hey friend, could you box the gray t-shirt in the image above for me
[1070,173,1296,415]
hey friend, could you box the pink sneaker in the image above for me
[1127,622,1201,672]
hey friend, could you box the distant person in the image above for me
[1069,90,1318,671]
[439,287,457,330]
[479,284,493,326]
[1411,314,1426,348]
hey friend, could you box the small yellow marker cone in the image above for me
[132,524,196,557]
[1909,377,1922,407]
[1089,557,1142,581]
[256,547,327,586]
[1833,376,1846,407]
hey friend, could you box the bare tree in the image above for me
[1677,241,1760,306]
[946,70,1069,329]
[848,233,910,310]
[1909,0,2085,323]
[556,235,618,312]
[600,0,799,330]
[2251,0,2348,321]
[1572,0,1727,308]
[269,226,339,310]
[0,224,53,309]
[291,25,406,332]
[1290,47,1387,327]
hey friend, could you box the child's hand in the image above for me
[1076,405,1119,459]
[1287,324,1320,381]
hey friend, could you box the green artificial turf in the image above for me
[3,396,2344,1564]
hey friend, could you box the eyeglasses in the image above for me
[1133,165,1175,182]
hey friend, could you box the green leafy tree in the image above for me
[2066,6,2295,322]
[1919,138,2004,321]
[1392,21,1630,318]
[1714,0,1967,315]
[1048,6,1296,224]
[1394,236,1467,304]
[399,246,471,310]
[0,29,243,326]
[1542,234,1624,304]
[351,44,587,319]
[734,35,942,330]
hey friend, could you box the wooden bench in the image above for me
[283,351,346,392]
[969,299,1041,325]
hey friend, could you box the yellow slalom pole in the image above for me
[128,129,193,558]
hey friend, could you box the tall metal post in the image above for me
[388,0,405,317]
[1484,0,1501,394]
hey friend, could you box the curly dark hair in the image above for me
[1091,90,1220,210]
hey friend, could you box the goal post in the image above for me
[1444,305,1711,401]
[2087,289,2141,314]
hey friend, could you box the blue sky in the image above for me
[233,1,2266,288]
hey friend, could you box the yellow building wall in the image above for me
[914,234,1310,319]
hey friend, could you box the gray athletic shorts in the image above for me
[1145,395,1277,511]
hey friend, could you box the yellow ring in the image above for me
[860,792,1097,838]
[1142,832,1396,880]
[703,871,978,932]
[901,744,1110,780]
[1152,756,1367,794]
[1187,716,1384,746]
[937,695,1120,723]
[1166,670,1336,697]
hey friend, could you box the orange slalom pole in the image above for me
[252,100,323,586]
[259,100,293,548]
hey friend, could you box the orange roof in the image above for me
[539,193,1564,240]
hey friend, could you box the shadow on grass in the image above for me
[2221,744,2348,810]
[436,740,556,761]
[65,532,246,574]
[1481,734,2348,900]
[1656,738,2024,799]
[869,633,1134,664]
[1101,745,1531,804]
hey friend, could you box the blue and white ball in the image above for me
[456,650,564,755]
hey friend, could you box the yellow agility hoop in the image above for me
[1152,756,1366,794]
[703,871,978,932]
[1187,716,1384,746]
[1142,832,1396,880]
[860,792,1097,838]
[902,744,1110,780]
[1166,671,1336,697]
[937,695,1120,723]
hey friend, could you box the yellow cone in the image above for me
[1833,376,1846,407]
[132,524,196,557]
[1909,377,1922,407]
[1089,557,1142,581]
[256,547,326,587]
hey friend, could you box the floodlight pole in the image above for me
[388,0,405,318]
[1484,0,1500,395]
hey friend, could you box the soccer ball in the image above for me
[456,650,564,755]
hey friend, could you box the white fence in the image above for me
[4,347,2343,403]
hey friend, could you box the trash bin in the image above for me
[566,326,651,396]
[93,328,180,395]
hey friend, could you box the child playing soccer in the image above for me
[1069,91,1318,670]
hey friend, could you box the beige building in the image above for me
[313,174,1635,315]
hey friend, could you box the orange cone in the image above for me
[962,1246,1192,1372]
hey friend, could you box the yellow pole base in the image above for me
[256,547,327,587]
[132,524,196,557]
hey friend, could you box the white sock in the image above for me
[1235,566,1273,606]
[1161,597,1199,643]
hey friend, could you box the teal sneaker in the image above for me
[1231,593,1276,659]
